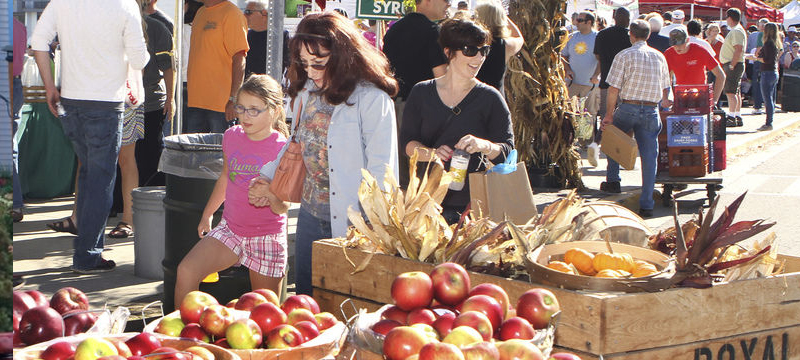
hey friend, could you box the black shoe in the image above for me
[725,115,738,127]
[71,259,116,274]
[11,208,23,223]
[736,116,743,127]
[638,208,653,218]
[600,181,621,193]
[757,124,773,131]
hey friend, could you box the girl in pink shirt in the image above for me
[174,75,289,307]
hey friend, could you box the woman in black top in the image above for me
[756,22,781,130]
[399,19,515,224]
[474,1,525,92]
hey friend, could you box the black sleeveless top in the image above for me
[477,37,507,91]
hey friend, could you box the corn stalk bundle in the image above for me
[505,0,584,189]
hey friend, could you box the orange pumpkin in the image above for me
[619,253,636,273]
[593,252,635,272]
[632,261,659,277]
[564,248,595,275]
[547,261,576,274]
[595,269,623,278]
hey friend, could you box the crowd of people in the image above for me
[15,0,798,301]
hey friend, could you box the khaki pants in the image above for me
[567,83,600,118]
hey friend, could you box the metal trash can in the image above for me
[158,133,250,310]
[132,186,166,280]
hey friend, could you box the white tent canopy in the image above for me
[782,0,800,28]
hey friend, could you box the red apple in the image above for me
[432,312,456,338]
[265,324,303,349]
[235,292,268,312]
[498,317,535,341]
[179,291,218,325]
[180,323,210,343]
[41,341,77,360]
[154,315,185,337]
[18,306,64,345]
[250,302,287,335]
[382,326,433,360]
[13,291,36,318]
[407,308,437,326]
[107,338,132,358]
[453,311,493,341]
[496,338,544,360]
[516,289,560,329]
[280,295,317,315]
[391,272,434,311]
[125,332,162,356]
[63,309,99,336]
[213,338,230,348]
[26,290,50,308]
[286,308,317,327]
[381,305,409,325]
[225,299,238,308]
[252,289,280,306]
[442,326,483,348]
[198,304,234,337]
[50,287,90,315]
[225,319,262,349]
[461,341,501,360]
[314,312,337,330]
[0,332,11,354]
[419,342,465,360]
[461,295,503,331]
[549,353,582,360]
[297,295,320,314]
[294,320,320,343]
[430,262,471,306]
[371,319,402,336]
[469,284,511,320]
[74,337,118,360]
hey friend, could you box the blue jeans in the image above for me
[606,103,661,211]
[294,207,332,295]
[760,70,779,125]
[12,77,23,209]
[183,107,228,134]
[752,63,763,109]
[60,101,123,269]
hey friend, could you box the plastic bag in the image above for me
[21,55,42,87]
[158,133,224,179]
[485,149,518,174]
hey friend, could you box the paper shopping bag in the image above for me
[469,162,538,225]
[601,124,638,170]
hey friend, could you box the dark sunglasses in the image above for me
[244,9,265,16]
[296,60,328,71]
[576,18,588,23]
[460,45,490,57]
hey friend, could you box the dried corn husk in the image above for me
[719,233,780,281]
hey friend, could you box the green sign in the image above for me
[356,0,405,20]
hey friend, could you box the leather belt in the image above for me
[621,99,658,107]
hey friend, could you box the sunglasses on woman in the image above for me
[461,45,491,57]
[296,60,327,71]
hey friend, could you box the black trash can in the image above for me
[782,70,800,112]
[158,134,251,310]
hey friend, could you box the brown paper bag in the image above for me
[601,124,638,170]
[469,162,538,225]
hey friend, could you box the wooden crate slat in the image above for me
[313,288,383,322]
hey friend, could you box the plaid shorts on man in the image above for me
[207,219,288,277]
[606,41,671,103]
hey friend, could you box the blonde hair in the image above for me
[474,1,509,39]
[238,74,289,138]
[763,22,781,52]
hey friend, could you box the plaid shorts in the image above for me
[207,219,287,277]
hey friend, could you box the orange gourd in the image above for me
[547,261,576,274]
[564,248,595,275]
[593,252,636,272]
[632,261,659,277]
[595,269,623,278]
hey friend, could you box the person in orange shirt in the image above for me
[185,0,249,133]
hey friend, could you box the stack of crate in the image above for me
[667,85,713,177]
[711,109,727,171]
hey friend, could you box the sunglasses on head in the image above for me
[244,9,265,16]
[460,45,490,57]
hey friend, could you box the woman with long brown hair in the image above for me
[756,22,781,131]
[252,11,399,295]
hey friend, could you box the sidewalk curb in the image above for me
[727,116,800,158]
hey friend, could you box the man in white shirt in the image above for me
[30,0,149,274]
[660,9,687,37]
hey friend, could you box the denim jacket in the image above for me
[261,81,398,237]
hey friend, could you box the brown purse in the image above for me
[270,101,306,203]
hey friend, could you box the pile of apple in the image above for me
[37,332,216,360]
[14,287,100,347]
[154,289,339,350]
[373,262,582,360]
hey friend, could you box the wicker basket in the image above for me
[525,240,676,292]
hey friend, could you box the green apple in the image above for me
[74,337,118,360]
[442,326,483,348]
[411,323,440,341]
[154,314,185,337]
[226,318,263,349]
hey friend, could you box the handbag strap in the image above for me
[290,98,303,142]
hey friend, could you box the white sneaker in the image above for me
[587,142,599,167]
[751,108,763,115]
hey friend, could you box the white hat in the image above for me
[672,9,685,19]
[789,26,798,32]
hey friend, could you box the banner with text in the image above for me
[356,0,405,20]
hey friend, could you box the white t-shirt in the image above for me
[660,23,687,37]
[690,36,715,54]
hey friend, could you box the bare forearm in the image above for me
[405,140,436,161]
[33,51,56,91]
[230,52,246,98]
[606,86,619,117]
[164,68,175,101]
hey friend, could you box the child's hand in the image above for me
[249,176,272,198]
[198,216,213,239]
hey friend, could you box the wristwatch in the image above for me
[228,96,236,103]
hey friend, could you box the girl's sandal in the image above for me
[108,222,134,239]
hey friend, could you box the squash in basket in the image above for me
[593,252,635,273]
[547,261,576,274]
[595,269,624,278]
[632,261,659,277]
[564,248,595,275]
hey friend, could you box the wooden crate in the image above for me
[312,240,800,357]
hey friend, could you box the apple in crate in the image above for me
[498,316,535,341]
[18,306,64,345]
[516,288,560,329]
[469,283,511,321]
[407,308,436,326]
[41,341,77,360]
[391,272,433,311]
[180,323,210,343]
[371,319,402,336]
[265,324,303,349]
[13,291,36,318]
[179,291,218,325]
[74,337,118,360]
[107,338,132,357]
[184,346,215,360]
[410,323,439,341]
[381,305,409,325]
[250,302,287,334]
[314,312,337,330]
[154,314,185,337]
[234,292,268,311]
[252,288,280,306]
[125,332,162,356]
[286,308,316,327]
[461,341,500,360]
[26,290,50,308]
[213,338,230,348]
[461,295,503,331]
[293,320,320,342]
[281,295,318,315]
[225,299,238,308]
[419,342,465,360]
[382,326,433,360]
[453,311,493,341]
[199,304,234,337]
[63,309,99,336]
[442,326,483,348]
[226,318,263,349]
[50,287,90,315]
[430,262,471,306]
[496,339,544,360]
[147,346,190,360]
[432,312,456,338]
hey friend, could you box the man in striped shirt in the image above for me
[600,19,672,218]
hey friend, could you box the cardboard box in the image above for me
[601,125,638,170]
